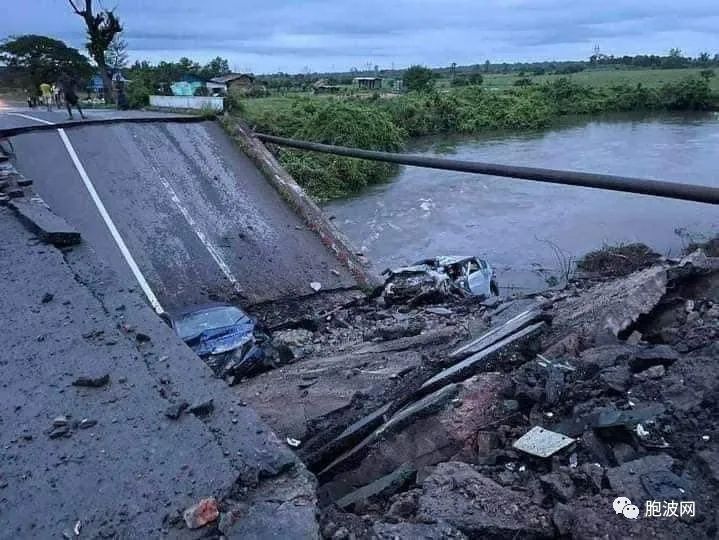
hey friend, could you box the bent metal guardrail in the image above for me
[255,133,719,205]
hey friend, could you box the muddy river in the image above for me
[324,112,719,293]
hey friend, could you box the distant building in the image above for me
[209,73,256,93]
[171,74,206,97]
[353,77,382,90]
[312,78,342,94]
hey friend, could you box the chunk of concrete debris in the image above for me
[336,463,417,512]
[71,374,110,388]
[286,437,301,448]
[513,426,575,458]
[417,461,553,538]
[450,307,543,359]
[9,197,81,246]
[425,307,453,316]
[319,374,508,499]
[606,454,686,503]
[165,401,189,420]
[420,321,545,396]
[183,497,219,529]
[272,328,314,362]
[373,521,467,539]
[188,399,214,416]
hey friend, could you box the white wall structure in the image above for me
[149,95,224,111]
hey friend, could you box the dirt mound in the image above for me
[576,242,661,277]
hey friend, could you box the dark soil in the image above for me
[576,242,661,277]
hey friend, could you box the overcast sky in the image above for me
[5,0,719,73]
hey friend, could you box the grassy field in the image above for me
[478,67,719,92]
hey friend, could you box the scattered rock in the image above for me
[165,401,189,420]
[635,364,665,379]
[373,520,467,539]
[310,282,322,292]
[417,461,553,538]
[188,399,214,416]
[272,328,314,361]
[41,292,54,304]
[183,497,219,529]
[551,502,576,536]
[72,374,110,388]
[78,418,97,429]
[540,470,575,502]
[369,321,424,341]
[135,332,151,343]
[425,307,453,316]
[385,489,420,519]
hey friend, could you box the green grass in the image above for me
[240,68,717,200]
[478,68,719,92]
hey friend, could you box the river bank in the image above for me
[242,75,717,200]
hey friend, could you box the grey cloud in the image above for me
[3,0,719,72]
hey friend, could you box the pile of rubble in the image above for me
[241,244,719,539]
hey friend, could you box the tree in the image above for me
[105,34,128,72]
[402,65,434,92]
[0,34,92,90]
[68,0,122,102]
[698,52,711,66]
[199,56,230,80]
[484,60,491,73]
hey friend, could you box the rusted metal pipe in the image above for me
[256,133,719,205]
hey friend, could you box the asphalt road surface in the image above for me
[0,105,356,313]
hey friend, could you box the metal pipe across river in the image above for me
[255,133,719,205]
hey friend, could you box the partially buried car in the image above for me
[168,303,271,382]
[382,255,498,306]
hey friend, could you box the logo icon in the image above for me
[613,497,640,519]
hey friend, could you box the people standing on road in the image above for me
[52,83,63,108]
[58,74,86,120]
[39,82,52,111]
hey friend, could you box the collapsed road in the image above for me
[3,105,719,539]
[0,108,360,313]
[239,242,719,539]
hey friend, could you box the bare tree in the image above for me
[67,0,122,102]
[106,34,128,72]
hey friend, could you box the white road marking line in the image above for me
[156,174,243,294]
[4,111,165,313]
[57,128,165,313]
[4,112,55,125]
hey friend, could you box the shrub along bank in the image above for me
[242,75,715,199]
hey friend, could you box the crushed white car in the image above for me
[382,255,498,306]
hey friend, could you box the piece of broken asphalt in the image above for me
[552,404,665,438]
[165,401,189,420]
[188,399,214,416]
[71,374,110,388]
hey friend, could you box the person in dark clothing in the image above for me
[59,74,86,120]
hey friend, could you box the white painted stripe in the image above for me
[57,128,165,314]
[4,111,164,313]
[5,112,55,125]
[156,174,243,294]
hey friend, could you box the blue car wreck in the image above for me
[169,303,270,382]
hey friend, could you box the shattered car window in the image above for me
[175,306,250,340]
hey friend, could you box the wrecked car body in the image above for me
[170,303,271,381]
[382,255,498,305]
